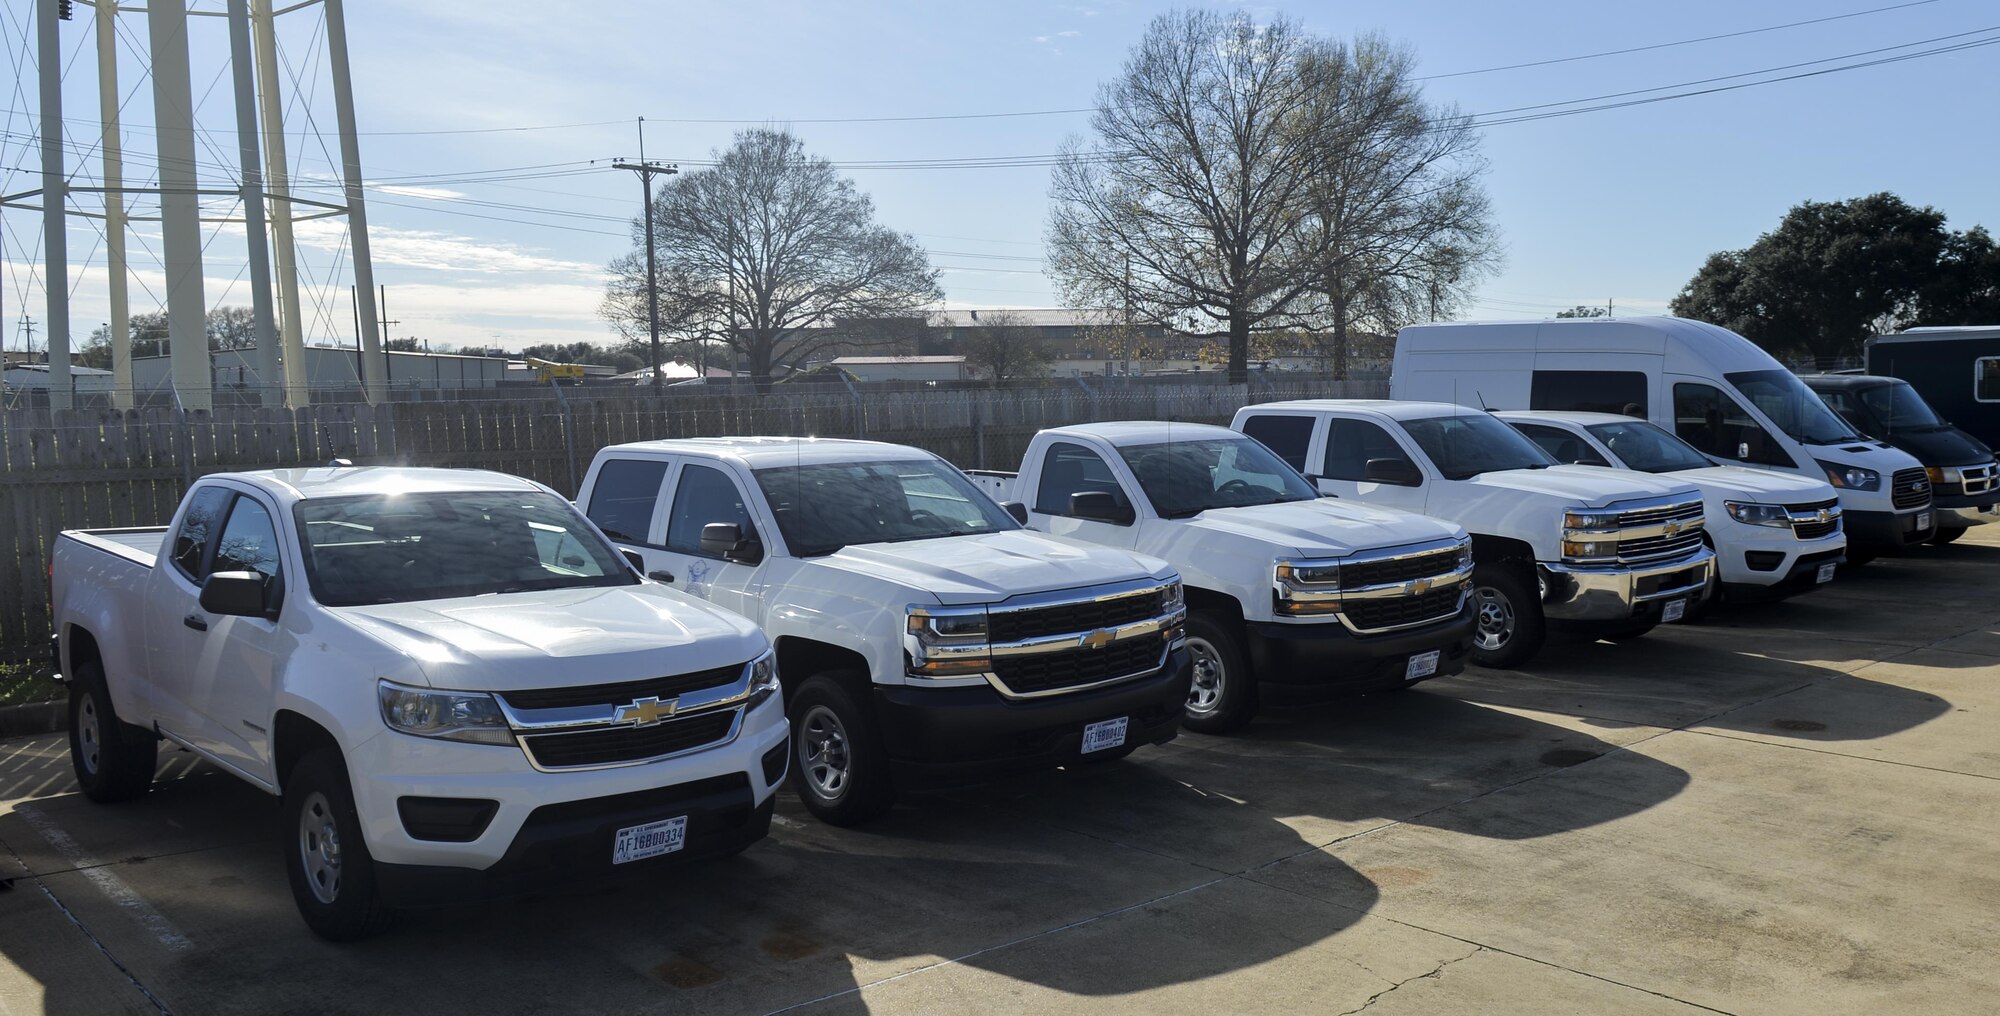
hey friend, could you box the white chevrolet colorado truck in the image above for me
[1497,411,1848,603]
[50,466,786,941]
[1234,401,1716,669]
[963,423,1475,733]
[576,438,1192,827]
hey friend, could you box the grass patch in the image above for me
[0,660,61,707]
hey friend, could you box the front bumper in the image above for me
[1933,490,1999,528]
[348,694,789,874]
[1844,507,1936,550]
[1539,546,1715,622]
[872,646,1192,789]
[1244,605,1474,692]
[1711,522,1848,589]
[1721,548,1847,603]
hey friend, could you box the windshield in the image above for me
[1725,370,1860,445]
[1859,382,1946,432]
[296,491,637,607]
[753,458,1019,557]
[1402,413,1555,480]
[1585,420,1714,473]
[1115,437,1318,518]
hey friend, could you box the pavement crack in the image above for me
[1335,945,1481,1015]
[0,830,173,1014]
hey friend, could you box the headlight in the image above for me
[1275,560,1341,587]
[1815,460,1880,491]
[907,609,987,641]
[906,606,991,678]
[1724,501,1791,527]
[1159,580,1186,615]
[1560,539,1621,560]
[377,681,513,746]
[1274,559,1343,616]
[1562,509,1621,532]
[1456,540,1474,570]
[746,649,780,707]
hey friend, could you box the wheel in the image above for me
[1930,526,1966,546]
[67,659,158,803]
[1180,611,1258,734]
[283,748,396,941]
[789,672,896,826]
[1469,562,1546,669]
[1597,621,1658,643]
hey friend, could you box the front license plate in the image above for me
[1661,599,1688,623]
[1405,650,1441,680]
[612,815,687,865]
[1917,511,1933,531]
[1081,717,1129,753]
[1816,562,1837,584]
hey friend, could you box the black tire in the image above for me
[1597,620,1658,643]
[1180,611,1258,734]
[283,748,396,942]
[67,659,158,804]
[1931,526,1966,546]
[789,672,896,827]
[1469,562,1547,670]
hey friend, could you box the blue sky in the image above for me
[4,0,1997,353]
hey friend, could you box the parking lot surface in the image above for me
[3,531,1996,1015]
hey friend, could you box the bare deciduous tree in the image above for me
[600,128,941,390]
[1047,9,1332,384]
[954,311,1053,386]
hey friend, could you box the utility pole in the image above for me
[1122,253,1134,377]
[612,118,678,391]
[1607,297,1615,319]
[378,285,400,345]
[20,317,36,356]
[39,0,72,407]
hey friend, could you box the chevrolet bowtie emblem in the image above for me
[1079,628,1117,650]
[1663,519,1684,535]
[616,696,678,727]
[1818,509,1834,524]
[1409,576,1434,595]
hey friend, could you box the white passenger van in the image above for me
[1392,317,1934,561]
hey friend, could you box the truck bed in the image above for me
[62,528,167,568]
[962,470,1018,500]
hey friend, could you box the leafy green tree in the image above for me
[1556,305,1608,319]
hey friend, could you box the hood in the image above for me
[335,584,766,693]
[813,530,1173,607]
[1465,465,1700,508]
[1185,499,1463,557]
[1666,465,1836,502]
[1883,426,1994,467]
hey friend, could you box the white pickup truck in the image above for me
[576,438,1192,827]
[963,423,1475,733]
[1233,401,1717,668]
[1497,411,1847,603]
[50,466,787,941]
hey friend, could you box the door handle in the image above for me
[183,614,209,632]
[647,570,676,583]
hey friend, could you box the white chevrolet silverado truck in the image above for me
[576,438,1192,827]
[50,466,787,941]
[1498,411,1847,603]
[963,422,1475,733]
[1233,401,1716,668]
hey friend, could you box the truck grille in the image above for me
[1788,498,1841,541]
[990,638,1165,695]
[1340,548,1461,588]
[1343,587,1466,632]
[1617,500,1703,529]
[1617,530,1706,563]
[498,664,743,711]
[988,590,1165,644]
[1892,468,1931,510]
[1961,461,1997,496]
[520,708,739,770]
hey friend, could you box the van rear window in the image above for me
[1530,371,1648,416]
[1978,357,2000,403]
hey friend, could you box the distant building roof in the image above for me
[928,309,1122,329]
[5,362,113,376]
[829,355,967,366]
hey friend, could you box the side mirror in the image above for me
[1737,441,1751,460]
[700,522,764,565]
[1069,491,1135,525]
[1363,458,1422,486]
[200,571,272,619]
[620,549,646,574]
[1000,501,1030,525]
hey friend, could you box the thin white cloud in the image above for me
[372,184,468,201]
[292,220,600,276]
[1057,30,1081,38]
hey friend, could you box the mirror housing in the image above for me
[1068,491,1135,525]
[1001,501,1030,525]
[700,522,764,565]
[620,549,646,574]
[1363,458,1422,486]
[200,571,274,619]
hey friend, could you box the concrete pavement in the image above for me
[2,529,1995,1014]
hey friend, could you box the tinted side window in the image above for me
[1531,371,1649,416]
[1816,389,1871,433]
[586,458,668,544]
[1673,382,1790,467]
[214,497,282,582]
[1977,357,2000,403]
[1035,442,1129,516]
[1512,423,1608,466]
[1238,415,1314,472]
[171,487,232,580]
[1320,419,1415,482]
[665,464,754,556]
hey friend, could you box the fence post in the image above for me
[838,373,866,439]
[973,403,986,469]
[1072,374,1096,422]
[550,378,578,495]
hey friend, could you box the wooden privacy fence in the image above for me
[0,376,1385,649]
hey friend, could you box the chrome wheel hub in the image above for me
[1185,637,1225,716]
[800,705,851,800]
[1474,586,1515,651]
[77,694,102,776]
[298,791,343,905]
